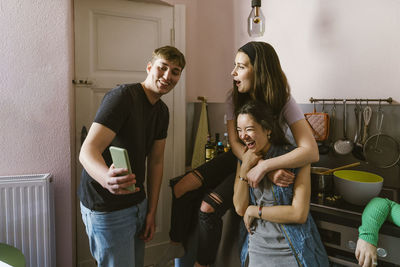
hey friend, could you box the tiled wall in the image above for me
[187,102,400,189]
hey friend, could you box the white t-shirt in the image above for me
[225,92,304,126]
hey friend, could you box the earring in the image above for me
[267,133,271,139]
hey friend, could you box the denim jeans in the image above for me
[80,199,147,267]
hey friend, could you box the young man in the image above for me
[78,46,185,267]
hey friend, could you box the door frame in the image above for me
[172,4,186,178]
[72,3,186,265]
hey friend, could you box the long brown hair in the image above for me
[233,42,290,118]
[236,100,289,146]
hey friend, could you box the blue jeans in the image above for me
[80,200,147,267]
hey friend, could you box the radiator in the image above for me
[0,174,55,267]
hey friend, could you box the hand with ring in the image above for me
[355,238,378,267]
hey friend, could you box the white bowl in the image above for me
[333,170,383,206]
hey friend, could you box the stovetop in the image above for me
[310,194,364,216]
[310,186,399,217]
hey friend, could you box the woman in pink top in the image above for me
[156,42,319,267]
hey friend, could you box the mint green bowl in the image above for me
[333,170,383,206]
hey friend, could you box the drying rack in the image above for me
[309,97,393,104]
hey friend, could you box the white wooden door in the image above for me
[74,1,186,266]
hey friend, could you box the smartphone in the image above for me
[109,146,135,192]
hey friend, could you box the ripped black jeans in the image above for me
[169,150,237,265]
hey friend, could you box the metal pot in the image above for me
[311,167,334,197]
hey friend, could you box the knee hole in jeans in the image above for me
[200,192,223,213]
[200,201,215,213]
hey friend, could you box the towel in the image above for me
[191,101,209,169]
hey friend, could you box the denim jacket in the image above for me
[239,145,329,267]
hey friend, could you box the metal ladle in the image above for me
[334,100,354,155]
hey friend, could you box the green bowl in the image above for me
[333,170,383,206]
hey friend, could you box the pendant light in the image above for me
[248,0,265,37]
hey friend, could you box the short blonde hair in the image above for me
[151,46,186,70]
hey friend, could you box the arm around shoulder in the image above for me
[290,119,319,163]
[256,119,319,175]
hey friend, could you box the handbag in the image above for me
[304,107,330,142]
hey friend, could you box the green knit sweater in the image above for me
[359,197,400,246]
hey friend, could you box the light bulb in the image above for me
[248,0,265,37]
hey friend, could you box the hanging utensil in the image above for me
[352,100,365,160]
[361,102,372,145]
[353,100,360,143]
[373,101,384,149]
[318,100,330,154]
[364,102,400,168]
[329,101,336,146]
[364,134,400,168]
[334,100,354,155]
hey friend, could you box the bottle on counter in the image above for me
[214,133,220,147]
[214,133,221,157]
[216,141,225,156]
[205,134,215,162]
[223,132,230,152]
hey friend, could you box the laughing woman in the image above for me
[233,101,329,267]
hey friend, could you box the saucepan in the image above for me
[311,167,334,197]
[310,162,360,197]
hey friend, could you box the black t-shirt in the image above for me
[78,83,169,211]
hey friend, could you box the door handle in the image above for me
[81,126,88,146]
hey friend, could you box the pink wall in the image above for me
[166,0,235,102]
[233,0,400,103]
[0,1,75,266]
[1,0,398,265]
[168,0,400,104]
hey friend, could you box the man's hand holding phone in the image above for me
[107,146,139,195]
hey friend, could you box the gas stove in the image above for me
[310,193,400,266]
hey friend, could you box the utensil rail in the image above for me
[309,97,393,104]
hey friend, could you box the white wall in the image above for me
[234,0,400,104]
[0,1,75,266]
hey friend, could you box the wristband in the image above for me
[258,205,263,218]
